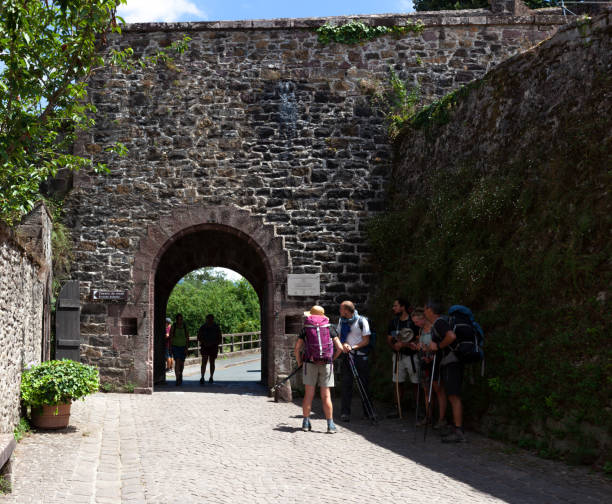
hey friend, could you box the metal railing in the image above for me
[186,332,261,357]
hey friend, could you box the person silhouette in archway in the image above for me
[198,314,223,384]
[170,314,190,386]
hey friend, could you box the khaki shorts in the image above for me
[303,362,335,388]
[392,353,420,384]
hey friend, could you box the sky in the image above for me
[118,0,415,23]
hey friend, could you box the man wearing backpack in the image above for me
[425,301,465,443]
[294,305,343,433]
[337,300,371,423]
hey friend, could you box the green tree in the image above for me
[0,0,188,224]
[166,270,261,347]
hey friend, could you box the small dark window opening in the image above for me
[284,315,303,335]
[121,318,138,335]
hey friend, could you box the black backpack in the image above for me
[448,305,484,365]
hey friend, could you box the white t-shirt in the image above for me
[337,317,371,347]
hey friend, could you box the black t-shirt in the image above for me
[432,317,453,356]
[388,317,418,355]
[198,323,222,346]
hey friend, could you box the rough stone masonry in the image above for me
[58,1,568,390]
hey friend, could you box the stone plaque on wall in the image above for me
[287,274,320,296]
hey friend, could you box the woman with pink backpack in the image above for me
[294,305,344,433]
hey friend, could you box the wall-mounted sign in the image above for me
[287,274,320,297]
[91,289,128,301]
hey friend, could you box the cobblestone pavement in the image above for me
[3,373,611,504]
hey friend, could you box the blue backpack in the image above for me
[358,316,377,353]
[448,305,484,364]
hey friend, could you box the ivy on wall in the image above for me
[316,20,425,45]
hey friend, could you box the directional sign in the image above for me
[91,289,128,301]
[287,274,320,297]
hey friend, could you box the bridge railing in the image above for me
[186,332,261,357]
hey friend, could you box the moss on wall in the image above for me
[366,12,611,468]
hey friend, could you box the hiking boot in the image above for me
[327,420,338,434]
[432,419,447,430]
[340,414,350,423]
[442,429,466,443]
[302,418,312,432]
[199,377,205,385]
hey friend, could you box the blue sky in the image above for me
[118,0,415,23]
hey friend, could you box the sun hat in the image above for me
[303,305,325,317]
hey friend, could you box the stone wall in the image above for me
[388,10,611,462]
[393,10,611,192]
[0,204,52,433]
[59,5,569,388]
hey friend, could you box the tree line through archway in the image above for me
[165,268,261,349]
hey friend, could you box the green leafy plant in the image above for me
[316,20,424,45]
[100,381,115,393]
[20,360,100,409]
[13,417,31,442]
[0,0,190,225]
[372,69,422,140]
[0,475,10,495]
[123,382,136,393]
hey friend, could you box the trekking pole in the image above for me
[423,353,436,442]
[270,364,303,394]
[414,352,423,442]
[348,352,378,425]
[395,352,402,419]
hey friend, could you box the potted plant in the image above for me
[20,360,100,429]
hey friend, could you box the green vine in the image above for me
[316,20,425,45]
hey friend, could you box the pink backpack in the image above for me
[303,315,334,363]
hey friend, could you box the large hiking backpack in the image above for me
[303,315,334,363]
[448,305,484,364]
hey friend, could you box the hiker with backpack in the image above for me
[294,305,343,433]
[386,298,420,419]
[337,300,372,423]
[424,301,465,443]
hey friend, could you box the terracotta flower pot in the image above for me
[30,402,72,429]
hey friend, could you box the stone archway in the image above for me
[131,205,289,390]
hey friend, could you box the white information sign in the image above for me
[287,274,320,297]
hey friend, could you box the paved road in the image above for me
[3,356,611,504]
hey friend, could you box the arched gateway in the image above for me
[62,6,564,391]
[134,205,288,387]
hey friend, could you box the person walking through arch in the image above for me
[198,314,223,385]
[294,305,343,433]
[165,317,174,373]
[170,313,190,386]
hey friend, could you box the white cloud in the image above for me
[398,0,415,12]
[118,0,205,23]
[214,268,244,282]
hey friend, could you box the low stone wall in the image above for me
[0,204,52,434]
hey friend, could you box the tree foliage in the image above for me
[166,269,261,339]
[0,0,188,225]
